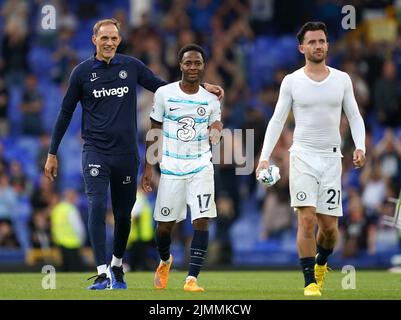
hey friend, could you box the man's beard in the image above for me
[308,51,327,63]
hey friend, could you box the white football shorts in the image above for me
[154,163,217,222]
[289,150,343,216]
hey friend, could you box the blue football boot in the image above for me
[87,273,110,290]
[109,266,127,290]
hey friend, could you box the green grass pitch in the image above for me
[0,270,400,300]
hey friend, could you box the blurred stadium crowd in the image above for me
[0,0,400,271]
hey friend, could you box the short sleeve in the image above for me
[208,98,221,125]
[149,88,165,123]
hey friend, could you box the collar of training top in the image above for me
[92,53,122,68]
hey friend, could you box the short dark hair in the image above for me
[296,21,328,44]
[178,44,205,62]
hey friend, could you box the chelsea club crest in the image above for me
[197,106,206,116]
[90,168,99,177]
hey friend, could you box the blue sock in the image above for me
[156,232,171,262]
[188,230,209,278]
[87,193,108,266]
[300,257,316,287]
[316,244,333,265]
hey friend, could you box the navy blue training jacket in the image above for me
[49,53,167,157]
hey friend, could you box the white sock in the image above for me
[162,255,171,265]
[186,276,196,282]
[111,255,123,267]
[97,264,107,275]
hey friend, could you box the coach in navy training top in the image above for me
[48,52,164,158]
[44,18,223,290]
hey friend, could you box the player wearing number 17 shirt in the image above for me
[256,22,366,296]
[141,44,222,292]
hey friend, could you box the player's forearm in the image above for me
[144,137,154,169]
[49,109,74,155]
[348,114,366,153]
[259,119,285,161]
[208,120,223,145]
[209,120,223,132]
[144,119,162,167]
[343,74,366,153]
[260,77,292,161]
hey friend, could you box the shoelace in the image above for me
[111,267,124,283]
[87,274,107,283]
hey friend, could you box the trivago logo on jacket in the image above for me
[93,86,129,98]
